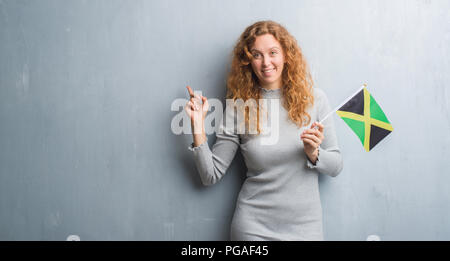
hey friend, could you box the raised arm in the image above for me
[185,86,240,185]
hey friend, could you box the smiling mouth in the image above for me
[262,68,275,76]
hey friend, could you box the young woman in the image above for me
[185,20,343,241]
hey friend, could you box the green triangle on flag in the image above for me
[369,94,390,124]
[340,117,365,146]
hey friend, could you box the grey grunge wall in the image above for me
[0,0,449,240]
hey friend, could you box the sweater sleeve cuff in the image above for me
[306,146,322,169]
[187,140,208,152]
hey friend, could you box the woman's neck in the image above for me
[260,80,282,91]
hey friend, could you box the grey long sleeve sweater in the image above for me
[188,87,343,240]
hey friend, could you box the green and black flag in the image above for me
[336,87,393,152]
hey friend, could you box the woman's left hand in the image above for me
[300,122,324,164]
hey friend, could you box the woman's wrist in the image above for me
[307,148,319,165]
[191,118,205,133]
[191,119,206,147]
[193,132,206,147]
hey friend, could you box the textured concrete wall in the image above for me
[0,0,449,240]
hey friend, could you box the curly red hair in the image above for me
[227,20,314,133]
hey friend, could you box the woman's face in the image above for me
[250,34,285,90]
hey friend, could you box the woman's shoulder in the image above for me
[312,87,330,106]
[312,87,327,99]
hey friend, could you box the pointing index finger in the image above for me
[186,86,195,98]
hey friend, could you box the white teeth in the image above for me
[262,69,274,72]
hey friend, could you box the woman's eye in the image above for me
[271,51,277,55]
[253,53,260,58]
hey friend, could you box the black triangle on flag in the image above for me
[369,124,392,150]
[338,89,364,115]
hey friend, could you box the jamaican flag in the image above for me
[336,88,393,151]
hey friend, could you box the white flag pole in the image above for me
[314,83,367,127]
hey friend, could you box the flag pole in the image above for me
[316,83,367,126]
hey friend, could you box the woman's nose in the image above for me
[262,55,271,66]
